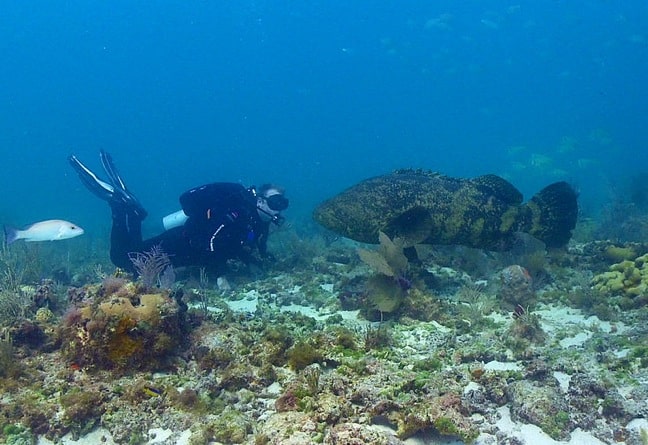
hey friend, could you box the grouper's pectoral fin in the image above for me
[384,206,434,247]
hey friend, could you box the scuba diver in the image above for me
[68,150,289,276]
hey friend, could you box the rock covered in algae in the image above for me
[314,169,578,250]
[506,380,571,440]
[61,279,185,371]
[325,422,405,444]
[497,264,535,309]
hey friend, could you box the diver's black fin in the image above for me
[98,150,148,219]
[525,181,578,248]
[100,150,128,192]
[68,155,116,201]
[69,152,148,220]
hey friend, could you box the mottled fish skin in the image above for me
[313,169,577,250]
[4,220,85,244]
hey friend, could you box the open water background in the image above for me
[1,1,647,242]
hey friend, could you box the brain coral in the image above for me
[591,253,648,308]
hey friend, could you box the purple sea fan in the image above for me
[101,276,128,295]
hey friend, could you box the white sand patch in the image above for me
[483,360,521,372]
[536,305,625,335]
[224,290,259,313]
[493,406,611,445]
[147,428,172,443]
[38,428,115,445]
[373,423,463,445]
[404,433,464,444]
[559,331,592,348]
[280,303,328,319]
[626,418,648,439]
[463,381,482,395]
[553,371,572,392]
[38,427,193,445]
[278,303,365,325]
[320,283,335,292]
[534,304,629,352]
[265,381,283,395]
[338,309,363,321]
[173,429,192,445]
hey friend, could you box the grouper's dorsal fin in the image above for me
[472,174,523,205]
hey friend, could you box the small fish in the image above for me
[4,220,84,244]
[143,386,163,397]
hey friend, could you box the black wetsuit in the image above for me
[110,183,270,274]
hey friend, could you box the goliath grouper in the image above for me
[313,169,578,250]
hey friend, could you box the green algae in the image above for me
[287,341,324,371]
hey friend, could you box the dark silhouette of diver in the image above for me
[69,150,289,276]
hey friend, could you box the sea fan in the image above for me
[128,245,174,289]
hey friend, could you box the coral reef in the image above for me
[591,253,648,308]
[60,279,185,371]
[2,224,648,445]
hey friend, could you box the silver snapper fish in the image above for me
[4,220,84,244]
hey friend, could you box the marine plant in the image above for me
[0,329,19,378]
[358,231,409,281]
[301,364,321,395]
[59,388,106,437]
[506,304,545,352]
[604,245,638,262]
[287,340,323,371]
[383,395,478,443]
[640,427,648,445]
[0,289,30,327]
[0,245,24,291]
[453,282,497,329]
[1,424,35,444]
[357,231,411,318]
[364,274,406,317]
[202,407,251,443]
[362,324,392,351]
[330,326,357,350]
[128,244,175,289]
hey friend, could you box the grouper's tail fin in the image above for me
[524,181,578,248]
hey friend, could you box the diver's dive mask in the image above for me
[252,187,288,226]
[265,194,289,211]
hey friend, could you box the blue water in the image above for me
[2,1,647,239]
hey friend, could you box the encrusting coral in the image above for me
[60,278,186,371]
[591,253,648,308]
